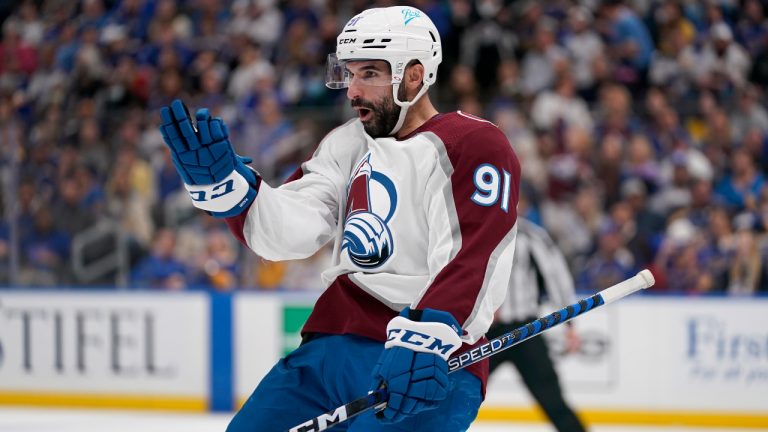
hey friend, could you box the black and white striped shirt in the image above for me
[496,218,576,323]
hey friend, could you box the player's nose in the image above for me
[347,81,363,100]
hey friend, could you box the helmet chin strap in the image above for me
[388,82,430,136]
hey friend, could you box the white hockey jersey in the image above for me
[225,111,520,386]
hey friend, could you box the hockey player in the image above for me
[158,6,520,431]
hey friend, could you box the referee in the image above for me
[488,218,588,431]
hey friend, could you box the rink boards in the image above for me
[0,291,766,427]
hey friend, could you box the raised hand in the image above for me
[159,99,259,217]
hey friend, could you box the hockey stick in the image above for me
[287,269,655,432]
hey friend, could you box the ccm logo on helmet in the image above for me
[339,38,356,44]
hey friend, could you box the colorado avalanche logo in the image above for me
[342,155,398,269]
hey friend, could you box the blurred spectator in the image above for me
[648,24,696,102]
[53,21,79,73]
[0,94,23,166]
[116,126,157,203]
[24,42,66,115]
[688,178,716,228]
[742,127,768,174]
[545,126,595,202]
[492,59,521,104]
[0,222,9,283]
[187,228,240,291]
[447,64,479,106]
[699,106,733,178]
[107,0,154,42]
[106,50,152,109]
[71,24,107,98]
[149,67,188,111]
[189,49,229,103]
[735,0,768,57]
[106,160,154,250]
[619,178,665,264]
[543,183,605,269]
[131,228,188,290]
[563,6,605,98]
[598,0,654,87]
[596,132,626,207]
[0,19,37,79]
[254,258,286,290]
[650,151,694,216]
[227,42,274,101]
[728,220,763,294]
[653,215,705,292]
[155,147,183,203]
[594,83,640,141]
[148,0,193,43]
[714,147,765,211]
[646,104,691,156]
[276,15,326,104]
[530,72,593,132]
[520,17,567,97]
[689,22,751,95]
[229,0,283,57]
[651,1,696,50]
[76,117,110,177]
[20,207,70,286]
[698,206,737,292]
[576,219,636,292]
[493,107,543,191]
[234,94,297,181]
[623,134,661,190]
[53,174,96,235]
[458,0,516,91]
[77,0,108,30]
[729,85,768,143]
[75,163,106,214]
[13,1,44,46]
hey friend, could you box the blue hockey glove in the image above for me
[159,99,258,218]
[372,308,463,424]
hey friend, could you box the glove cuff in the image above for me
[384,314,463,361]
[184,165,259,217]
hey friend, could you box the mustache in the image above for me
[351,99,375,110]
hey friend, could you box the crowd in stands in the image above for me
[1,0,767,295]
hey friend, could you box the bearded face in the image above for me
[345,60,410,138]
[351,86,404,137]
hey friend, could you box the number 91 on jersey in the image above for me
[471,163,512,213]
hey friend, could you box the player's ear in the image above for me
[402,61,425,99]
[405,62,425,89]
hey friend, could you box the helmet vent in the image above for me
[344,29,357,32]
[381,38,391,43]
[362,45,386,49]
[429,31,436,42]
[363,38,375,43]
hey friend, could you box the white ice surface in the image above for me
[0,407,758,432]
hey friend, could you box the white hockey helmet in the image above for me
[326,6,442,135]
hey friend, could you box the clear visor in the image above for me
[325,53,393,89]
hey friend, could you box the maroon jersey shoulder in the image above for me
[411,111,513,157]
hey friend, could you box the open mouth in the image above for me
[357,107,373,122]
